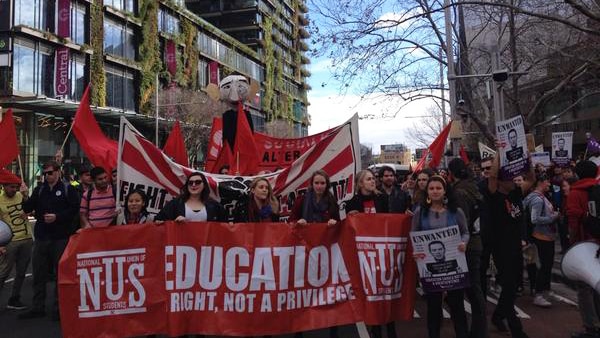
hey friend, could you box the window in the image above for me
[105,65,135,111]
[71,3,87,45]
[103,18,135,59]
[12,39,54,96]
[198,59,208,88]
[104,0,136,14]
[158,9,180,35]
[70,55,86,100]
[14,0,49,30]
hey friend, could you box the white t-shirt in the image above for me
[185,204,208,222]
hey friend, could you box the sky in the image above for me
[304,10,436,155]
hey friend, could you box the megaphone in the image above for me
[0,220,13,246]
[561,241,600,293]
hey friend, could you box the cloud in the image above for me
[307,92,435,153]
[375,9,423,29]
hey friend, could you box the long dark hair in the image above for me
[180,172,210,203]
[124,189,149,218]
[308,170,338,210]
[421,175,458,213]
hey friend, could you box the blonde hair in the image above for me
[354,169,380,195]
[250,177,280,212]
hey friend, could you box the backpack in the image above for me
[84,184,118,225]
[583,185,600,238]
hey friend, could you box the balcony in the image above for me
[298,14,309,26]
[298,27,310,39]
[298,40,309,51]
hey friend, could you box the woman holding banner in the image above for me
[411,175,469,338]
[290,171,340,337]
[116,189,154,225]
[345,169,393,338]
[290,170,340,226]
[155,172,225,222]
[345,170,388,215]
[233,177,280,222]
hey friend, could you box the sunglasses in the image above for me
[43,170,56,175]
[188,179,204,186]
[481,166,492,170]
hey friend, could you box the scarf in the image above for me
[301,190,329,222]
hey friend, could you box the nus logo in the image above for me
[76,248,147,318]
[355,236,407,301]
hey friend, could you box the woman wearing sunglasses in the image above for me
[155,172,225,222]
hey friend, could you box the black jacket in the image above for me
[382,185,411,213]
[232,196,280,222]
[155,197,225,222]
[345,192,389,214]
[22,181,81,240]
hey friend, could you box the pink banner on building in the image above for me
[55,47,70,97]
[208,61,219,84]
[166,40,177,76]
[57,0,70,38]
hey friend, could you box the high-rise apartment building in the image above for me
[186,0,311,136]
[0,0,310,182]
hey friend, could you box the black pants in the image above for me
[465,237,488,338]
[480,239,493,298]
[493,250,524,336]
[425,289,468,338]
[558,217,570,253]
[534,238,555,294]
[31,239,68,312]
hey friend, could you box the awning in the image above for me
[0,95,169,128]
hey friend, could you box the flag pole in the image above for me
[236,151,240,175]
[17,154,24,182]
[59,121,75,154]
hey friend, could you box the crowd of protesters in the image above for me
[0,151,599,338]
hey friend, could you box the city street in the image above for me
[1,271,584,338]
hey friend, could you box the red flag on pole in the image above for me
[0,108,19,168]
[163,121,189,167]
[413,121,453,172]
[459,144,470,164]
[232,102,260,175]
[72,84,118,173]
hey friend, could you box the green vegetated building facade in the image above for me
[0,0,310,182]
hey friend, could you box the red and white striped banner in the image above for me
[116,115,361,218]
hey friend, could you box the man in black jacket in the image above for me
[378,166,411,213]
[19,161,80,320]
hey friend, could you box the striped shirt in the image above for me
[80,185,116,228]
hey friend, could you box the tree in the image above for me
[406,105,447,149]
[154,86,226,167]
[309,0,600,142]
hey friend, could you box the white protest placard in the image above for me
[478,142,496,159]
[552,132,573,167]
[496,115,529,179]
[531,152,551,167]
[410,225,469,293]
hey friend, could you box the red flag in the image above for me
[426,121,453,169]
[232,102,260,175]
[0,108,19,168]
[163,121,189,167]
[205,117,223,173]
[72,85,118,173]
[211,137,233,174]
[413,121,453,172]
[459,144,470,164]
[413,149,429,172]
